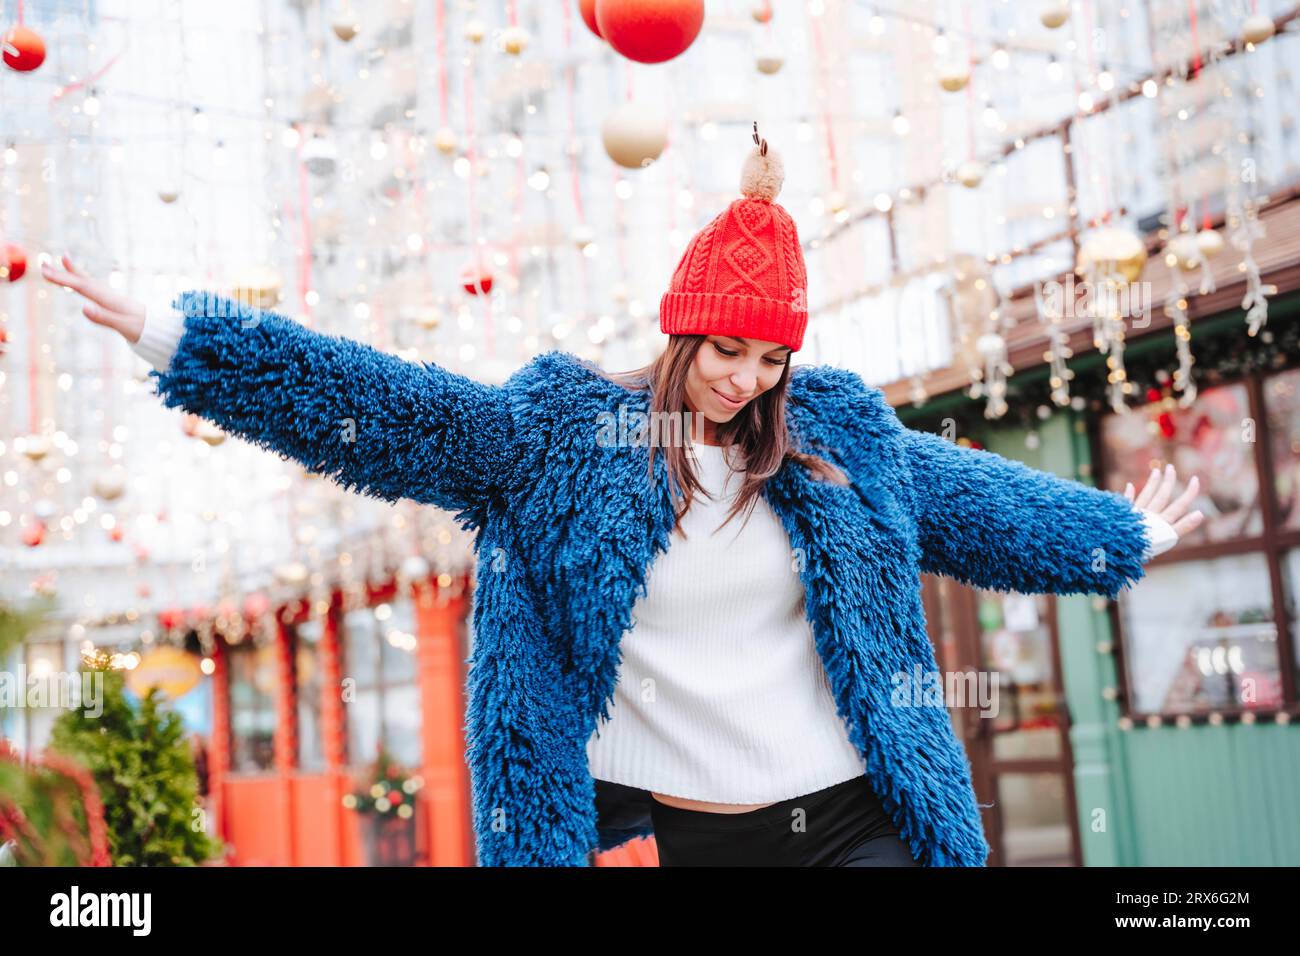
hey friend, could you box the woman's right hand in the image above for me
[40,255,146,344]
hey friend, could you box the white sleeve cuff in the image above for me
[131,298,187,372]
[1138,509,1178,562]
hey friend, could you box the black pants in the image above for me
[648,774,920,867]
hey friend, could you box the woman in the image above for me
[42,139,1201,867]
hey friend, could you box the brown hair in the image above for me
[598,335,850,540]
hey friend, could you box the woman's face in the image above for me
[683,334,791,427]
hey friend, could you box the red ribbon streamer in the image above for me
[463,48,494,359]
[1188,0,1202,74]
[807,8,839,191]
[27,272,38,433]
[561,0,590,317]
[51,51,125,104]
[435,0,448,125]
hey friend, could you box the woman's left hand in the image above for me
[1124,464,1205,542]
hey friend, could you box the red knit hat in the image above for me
[659,129,808,351]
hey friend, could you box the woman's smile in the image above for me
[711,386,749,409]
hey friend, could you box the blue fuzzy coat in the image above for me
[150,290,1152,866]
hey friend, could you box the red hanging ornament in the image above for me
[108,526,124,543]
[594,0,705,64]
[1157,411,1176,439]
[1144,386,1161,404]
[460,262,493,296]
[2,25,46,72]
[578,0,603,39]
[2,243,26,282]
[21,520,45,547]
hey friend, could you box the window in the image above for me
[1117,553,1280,713]
[1266,370,1300,530]
[1281,551,1300,678]
[1098,369,1300,717]
[294,618,325,772]
[1100,380,1260,546]
[341,600,421,769]
[227,640,278,773]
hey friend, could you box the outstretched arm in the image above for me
[900,427,1201,598]
[43,258,515,532]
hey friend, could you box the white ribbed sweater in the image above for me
[583,441,871,803]
[129,300,1181,804]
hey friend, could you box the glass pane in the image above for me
[342,604,421,766]
[1100,382,1261,545]
[1118,553,1281,713]
[1264,368,1300,531]
[343,609,380,767]
[378,599,418,684]
[975,591,1063,761]
[343,608,378,684]
[996,772,1073,866]
[383,685,422,767]
[294,619,324,772]
[1278,551,1300,691]
[227,643,277,773]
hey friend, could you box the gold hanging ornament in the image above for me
[1196,227,1225,259]
[1040,1,1071,29]
[229,266,283,310]
[92,466,128,502]
[601,102,669,169]
[955,160,985,188]
[1242,14,1275,46]
[938,64,970,92]
[332,18,359,42]
[1077,226,1147,282]
[501,26,529,55]
[19,434,51,461]
[755,48,785,74]
[433,127,458,155]
[572,224,597,252]
[1164,231,1202,271]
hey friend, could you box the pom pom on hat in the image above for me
[740,140,784,202]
